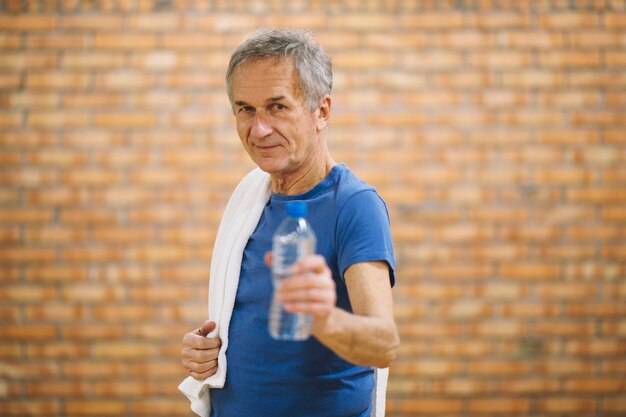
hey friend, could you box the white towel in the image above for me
[178,167,389,417]
[178,167,272,417]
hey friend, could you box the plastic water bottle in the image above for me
[269,201,317,341]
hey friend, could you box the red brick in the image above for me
[62,92,126,107]
[565,340,626,356]
[500,378,561,393]
[162,33,224,50]
[540,51,603,67]
[8,92,59,107]
[60,208,117,225]
[502,302,561,318]
[570,31,622,47]
[469,398,531,413]
[387,398,463,413]
[94,112,157,128]
[568,302,626,317]
[26,381,88,396]
[3,325,56,340]
[602,320,626,337]
[63,131,126,147]
[183,14,259,31]
[24,189,87,206]
[93,34,157,49]
[60,15,124,30]
[568,187,626,203]
[605,12,626,28]
[93,71,157,89]
[468,360,531,376]
[61,247,124,263]
[26,341,89,359]
[0,73,21,89]
[63,361,126,378]
[0,112,23,128]
[60,169,125,186]
[401,12,464,28]
[605,396,626,412]
[62,284,125,302]
[537,397,596,412]
[167,112,221,128]
[92,342,159,359]
[434,378,493,395]
[128,207,188,224]
[24,227,88,243]
[0,285,57,303]
[535,320,596,337]
[570,71,626,87]
[129,361,184,378]
[0,52,57,69]
[61,325,124,340]
[565,378,626,392]
[0,14,57,31]
[0,248,56,263]
[92,227,155,243]
[91,305,157,321]
[62,53,126,69]
[26,72,90,89]
[26,34,88,49]
[469,51,533,68]
[0,34,22,49]
[0,343,22,359]
[65,400,126,416]
[24,303,85,321]
[127,14,181,30]
[160,72,223,88]
[0,401,60,415]
[129,399,191,415]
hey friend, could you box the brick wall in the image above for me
[1,1,625,416]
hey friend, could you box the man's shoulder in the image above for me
[334,164,379,203]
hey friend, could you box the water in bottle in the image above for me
[269,201,317,341]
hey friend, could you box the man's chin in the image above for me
[254,158,287,175]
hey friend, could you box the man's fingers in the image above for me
[283,301,331,316]
[292,255,328,273]
[197,320,216,336]
[189,365,218,381]
[185,346,220,362]
[277,286,332,303]
[185,358,218,374]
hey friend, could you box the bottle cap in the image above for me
[286,201,307,217]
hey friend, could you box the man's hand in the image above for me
[181,320,221,380]
[269,253,337,328]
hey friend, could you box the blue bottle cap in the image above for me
[286,201,307,217]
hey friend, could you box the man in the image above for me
[181,29,399,417]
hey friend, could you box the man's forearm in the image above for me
[312,307,400,369]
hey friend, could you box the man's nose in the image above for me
[250,112,273,138]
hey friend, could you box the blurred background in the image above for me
[1,0,625,416]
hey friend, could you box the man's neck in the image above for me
[271,153,336,196]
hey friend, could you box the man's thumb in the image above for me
[198,320,216,337]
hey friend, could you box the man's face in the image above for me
[230,57,321,176]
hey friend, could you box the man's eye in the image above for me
[239,106,254,113]
[271,103,286,111]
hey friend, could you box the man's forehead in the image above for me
[231,57,303,101]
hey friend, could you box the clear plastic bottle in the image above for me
[269,201,317,341]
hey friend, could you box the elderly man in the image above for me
[180,29,399,417]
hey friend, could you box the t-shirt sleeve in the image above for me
[336,189,396,287]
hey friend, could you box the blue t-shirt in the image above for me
[210,164,396,417]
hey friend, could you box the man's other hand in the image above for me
[181,320,221,380]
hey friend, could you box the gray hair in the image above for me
[226,28,333,111]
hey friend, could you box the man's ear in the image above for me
[316,95,332,132]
